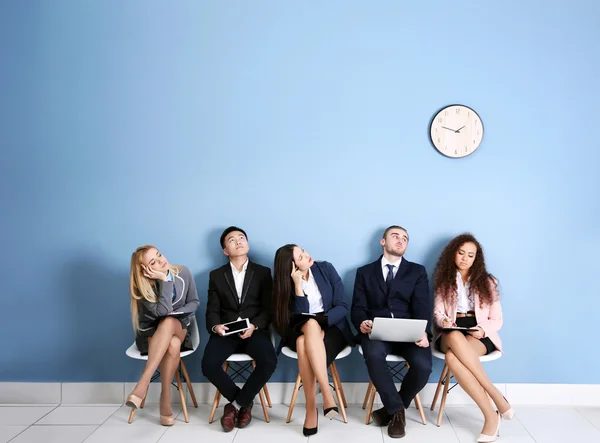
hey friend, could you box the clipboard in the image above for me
[442,326,478,332]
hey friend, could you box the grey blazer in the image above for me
[137,265,200,334]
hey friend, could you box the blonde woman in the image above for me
[126,245,199,426]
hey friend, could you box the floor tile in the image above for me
[158,424,238,442]
[36,405,120,425]
[0,426,27,443]
[233,424,307,442]
[577,407,600,429]
[104,405,182,426]
[0,406,56,425]
[10,425,96,443]
[84,424,167,443]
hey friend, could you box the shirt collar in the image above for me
[230,259,249,276]
[382,255,402,270]
[456,270,470,286]
[166,271,173,282]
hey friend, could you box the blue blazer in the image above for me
[351,256,431,338]
[292,261,355,347]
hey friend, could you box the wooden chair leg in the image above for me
[286,373,302,423]
[209,361,228,423]
[366,382,377,425]
[258,386,270,423]
[362,381,373,410]
[262,383,273,407]
[330,363,347,423]
[431,363,449,411]
[180,360,197,408]
[437,369,451,427]
[414,393,427,425]
[331,363,347,408]
[175,370,189,423]
[251,361,270,422]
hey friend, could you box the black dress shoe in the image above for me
[303,409,318,436]
[323,406,339,419]
[388,409,406,439]
[371,406,392,426]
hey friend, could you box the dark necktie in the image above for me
[386,264,395,291]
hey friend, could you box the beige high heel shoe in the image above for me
[125,394,143,409]
[160,414,175,426]
[500,396,515,420]
[477,411,501,443]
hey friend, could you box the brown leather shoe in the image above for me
[220,403,238,432]
[236,404,253,428]
[387,409,406,439]
[371,406,392,426]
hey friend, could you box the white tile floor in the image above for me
[0,403,599,443]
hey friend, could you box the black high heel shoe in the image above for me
[323,406,339,419]
[303,409,318,436]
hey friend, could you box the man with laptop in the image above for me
[202,226,277,432]
[351,225,432,439]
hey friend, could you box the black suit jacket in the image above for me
[351,255,431,338]
[205,261,273,333]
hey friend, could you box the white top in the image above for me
[456,271,474,313]
[382,256,402,281]
[302,269,324,314]
[230,260,249,302]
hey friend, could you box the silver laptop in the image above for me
[369,317,427,342]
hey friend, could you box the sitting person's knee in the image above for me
[301,319,320,333]
[160,316,179,329]
[296,335,305,351]
[167,336,181,357]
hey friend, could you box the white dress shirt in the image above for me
[230,260,249,302]
[381,256,403,281]
[456,271,474,313]
[302,269,324,314]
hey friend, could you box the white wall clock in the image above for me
[429,105,484,158]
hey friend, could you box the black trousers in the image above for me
[201,330,277,408]
[360,335,432,415]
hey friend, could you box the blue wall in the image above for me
[1,1,598,383]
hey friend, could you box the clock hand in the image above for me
[441,126,457,132]
[455,126,466,133]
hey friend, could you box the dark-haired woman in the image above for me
[272,244,354,436]
[433,234,514,443]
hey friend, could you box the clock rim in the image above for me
[429,104,484,159]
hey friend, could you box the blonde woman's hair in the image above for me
[129,245,181,333]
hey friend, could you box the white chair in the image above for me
[358,345,427,425]
[282,345,351,424]
[208,331,275,423]
[125,316,200,424]
[430,348,503,426]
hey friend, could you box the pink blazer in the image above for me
[433,277,503,353]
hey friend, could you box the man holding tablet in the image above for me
[202,226,277,432]
[351,225,433,439]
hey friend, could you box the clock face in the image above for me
[429,105,484,158]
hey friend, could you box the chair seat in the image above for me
[432,349,502,362]
[357,345,407,363]
[125,343,196,360]
[282,345,352,360]
[226,353,254,362]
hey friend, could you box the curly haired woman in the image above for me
[433,234,514,443]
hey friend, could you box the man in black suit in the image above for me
[351,225,432,439]
[201,226,277,432]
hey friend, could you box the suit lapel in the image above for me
[222,265,240,307]
[240,262,254,306]
[393,258,409,284]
